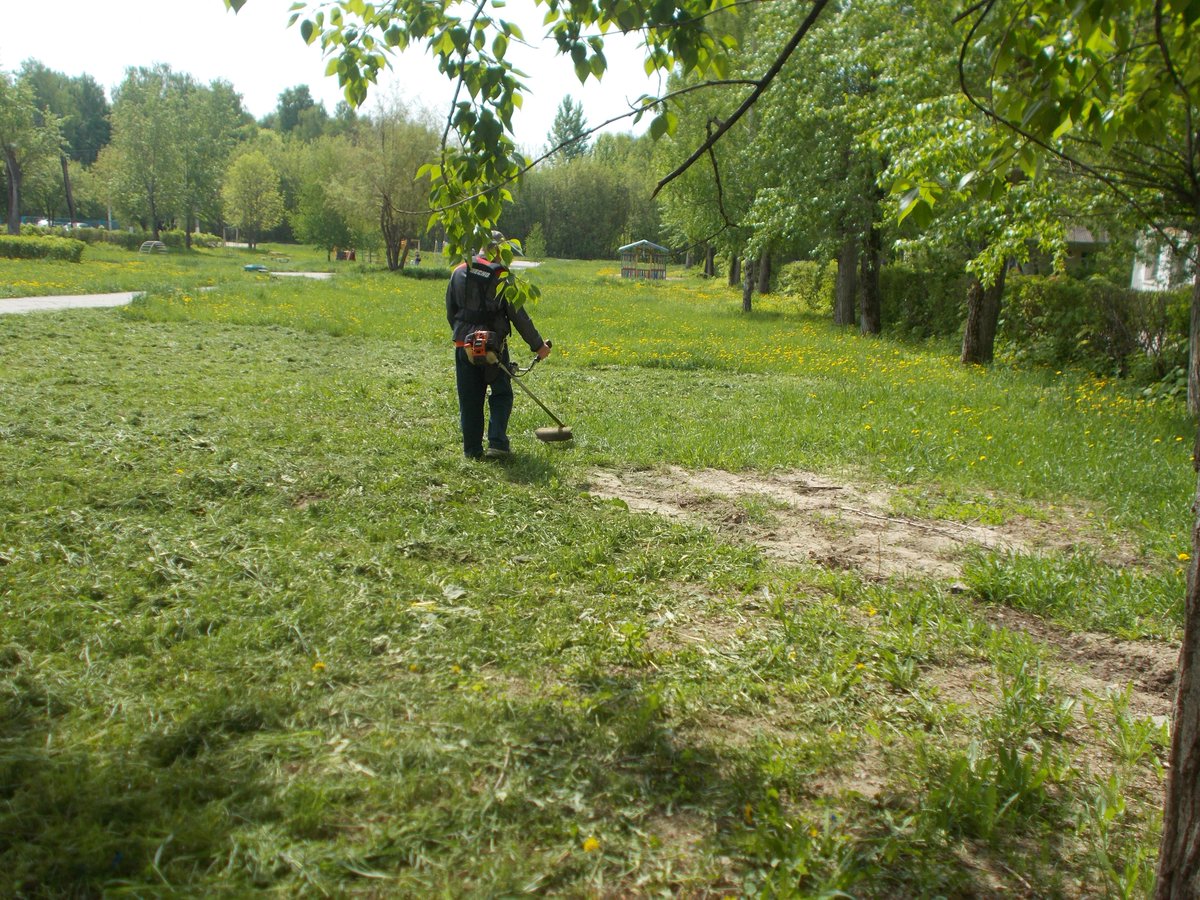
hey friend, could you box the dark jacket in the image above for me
[446,257,544,352]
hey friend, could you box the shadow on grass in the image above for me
[0,682,294,894]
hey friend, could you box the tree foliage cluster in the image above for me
[0,61,440,268]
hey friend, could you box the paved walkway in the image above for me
[0,292,142,314]
[0,264,538,315]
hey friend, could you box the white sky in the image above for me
[1,0,664,153]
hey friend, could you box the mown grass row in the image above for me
[0,253,1182,895]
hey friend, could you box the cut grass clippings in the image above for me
[0,253,1183,895]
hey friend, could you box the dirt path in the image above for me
[586,465,1179,715]
[587,465,1079,581]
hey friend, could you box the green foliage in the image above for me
[879,266,969,338]
[227,0,734,306]
[222,150,285,248]
[0,69,64,234]
[0,234,84,262]
[1001,275,1191,380]
[20,61,111,166]
[547,96,590,161]
[523,222,546,259]
[506,141,663,260]
[776,260,837,314]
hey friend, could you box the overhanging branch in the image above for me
[651,0,832,199]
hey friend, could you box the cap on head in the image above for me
[485,229,523,256]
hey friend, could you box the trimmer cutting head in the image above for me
[535,425,574,443]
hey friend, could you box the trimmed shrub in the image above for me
[0,234,85,262]
[776,260,837,313]
[161,229,188,250]
[191,232,223,249]
[1000,274,1190,379]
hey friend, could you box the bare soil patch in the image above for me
[984,604,1178,709]
[586,465,1179,712]
[586,465,1082,581]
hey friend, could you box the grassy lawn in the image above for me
[0,241,342,299]
[0,249,1186,895]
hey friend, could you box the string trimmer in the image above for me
[507,341,573,442]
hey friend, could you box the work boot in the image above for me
[484,446,511,459]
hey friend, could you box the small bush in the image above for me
[777,260,837,313]
[0,234,85,262]
[523,223,547,259]
[161,230,188,250]
[191,232,223,249]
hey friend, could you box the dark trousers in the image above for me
[455,347,513,457]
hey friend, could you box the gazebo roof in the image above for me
[618,240,670,253]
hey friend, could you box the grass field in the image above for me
[0,246,1188,896]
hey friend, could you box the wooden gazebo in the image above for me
[618,240,670,280]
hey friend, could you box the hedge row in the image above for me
[396,265,452,280]
[0,234,85,262]
[776,261,964,336]
[20,225,222,250]
[776,259,1192,383]
[1001,275,1190,379]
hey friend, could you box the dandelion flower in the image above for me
[582,836,601,853]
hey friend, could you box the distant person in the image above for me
[446,231,550,459]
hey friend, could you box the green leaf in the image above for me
[896,187,932,228]
[649,112,669,140]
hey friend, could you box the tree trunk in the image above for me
[1189,275,1200,416]
[704,245,716,278]
[4,151,22,235]
[1157,274,1200,899]
[381,205,401,270]
[757,250,771,295]
[960,266,1007,365]
[742,257,754,313]
[729,254,740,287]
[684,248,694,269]
[184,209,193,250]
[835,238,857,326]
[859,225,882,335]
[61,155,76,223]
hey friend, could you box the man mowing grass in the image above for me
[447,230,551,459]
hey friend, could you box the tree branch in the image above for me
[651,0,832,199]
[957,0,1186,257]
[1154,0,1199,201]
